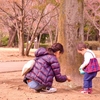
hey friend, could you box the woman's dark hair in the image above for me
[47,43,64,55]
[77,42,87,51]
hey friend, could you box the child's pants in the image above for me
[83,72,97,90]
[27,80,44,91]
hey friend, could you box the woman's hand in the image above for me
[67,76,71,82]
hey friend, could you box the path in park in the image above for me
[0,48,37,73]
[0,61,27,73]
[0,58,100,77]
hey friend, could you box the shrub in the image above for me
[40,34,49,43]
[24,43,49,48]
[85,41,100,50]
[39,43,50,48]
[1,36,9,46]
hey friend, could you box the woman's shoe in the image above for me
[39,88,57,93]
[46,88,57,93]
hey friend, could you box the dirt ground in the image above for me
[0,47,100,100]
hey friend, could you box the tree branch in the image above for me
[14,1,22,11]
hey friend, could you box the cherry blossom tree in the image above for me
[84,0,100,41]
[0,0,59,56]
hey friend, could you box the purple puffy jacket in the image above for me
[25,47,67,87]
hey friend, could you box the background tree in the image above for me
[0,0,59,56]
[0,0,18,47]
[25,0,59,56]
[0,0,26,55]
[84,0,100,41]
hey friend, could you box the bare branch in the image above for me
[14,1,22,11]
[38,14,58,35]
[42,4,59,18]
[0,7,11,17]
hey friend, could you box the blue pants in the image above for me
[83,72,97,89]
[27,80,44,91]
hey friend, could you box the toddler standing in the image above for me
[77,42,100,94]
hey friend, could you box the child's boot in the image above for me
[88,88,92,94]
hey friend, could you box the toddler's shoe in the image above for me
[81,88,92,94]
[81,90,89,94]
[88,88,92,94]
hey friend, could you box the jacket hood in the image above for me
[35,47,48,57]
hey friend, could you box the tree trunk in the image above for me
[7,30,17,47]
[25,35,35,56]
[98,30,100,43]
[49,30,53,45]
[58,0,84,86]
[19,31,24,56]
[18,0,25,56]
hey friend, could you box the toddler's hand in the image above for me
[79,67,82,71]
[79,68,85,74]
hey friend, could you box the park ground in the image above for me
[0,47,100,100]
